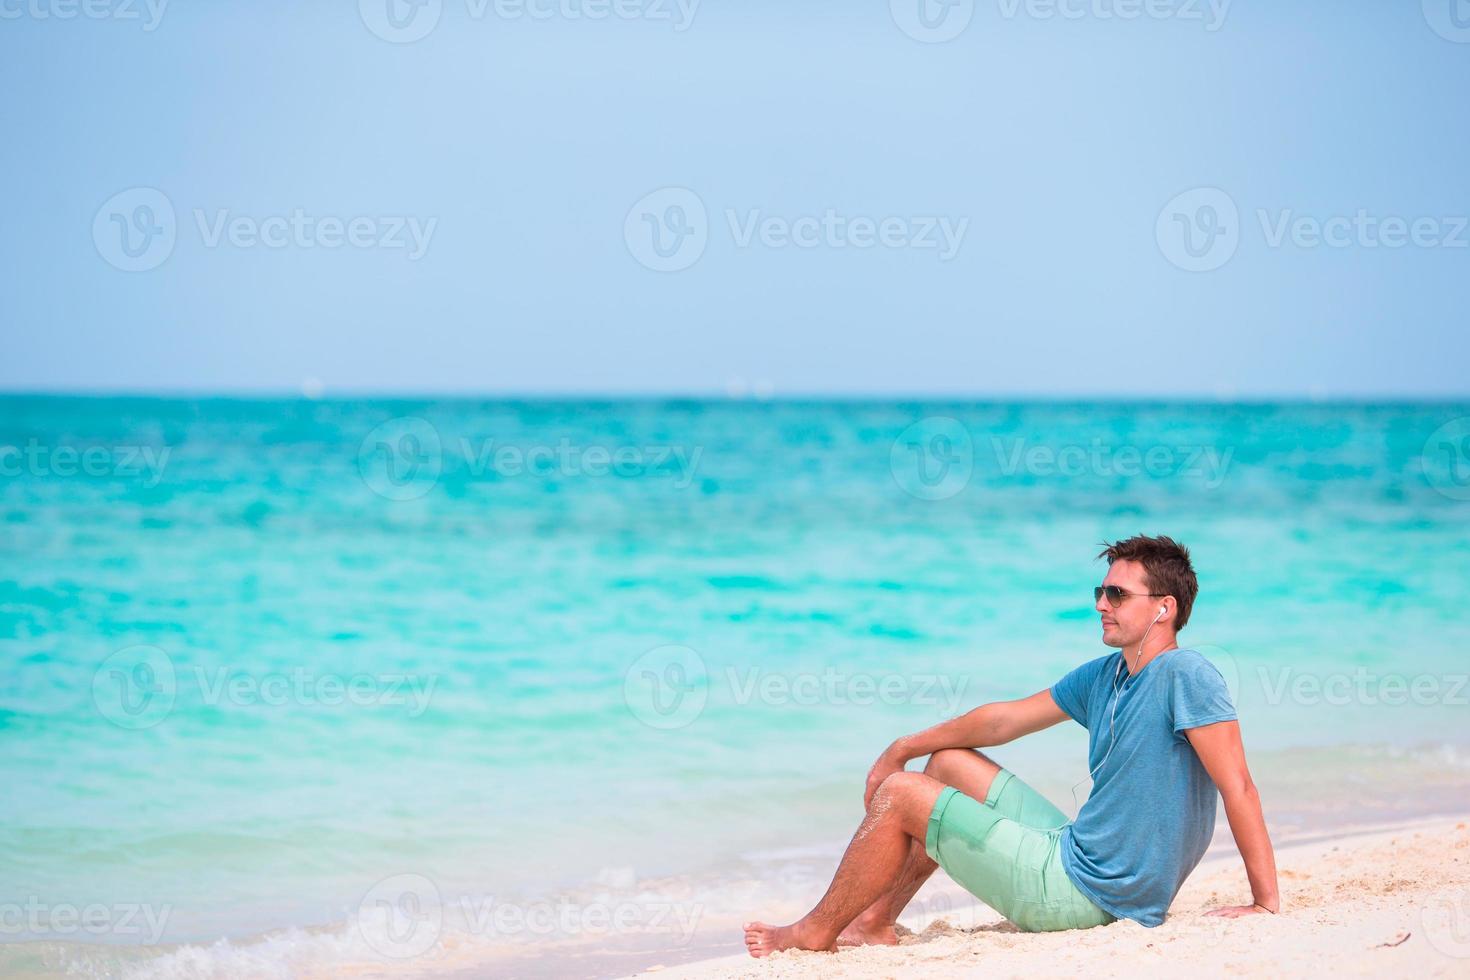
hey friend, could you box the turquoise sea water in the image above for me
[3,397,1469,977]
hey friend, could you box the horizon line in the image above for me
[1,387,1468,406]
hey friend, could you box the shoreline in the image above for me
[4,807,1466,979]
[618,812,1470,980]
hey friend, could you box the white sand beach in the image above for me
[631,816,1470,979]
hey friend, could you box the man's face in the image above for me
[1096,559,1169,649]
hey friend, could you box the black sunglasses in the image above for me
[1094,585,1167,608]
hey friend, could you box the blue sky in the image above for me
[3,1,1468,397]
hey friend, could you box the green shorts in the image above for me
[924,769,1116,933]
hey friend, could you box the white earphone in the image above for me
[1050,602,1169,830]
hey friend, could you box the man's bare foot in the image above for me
[836,917,901,947]
[742,920,837,958]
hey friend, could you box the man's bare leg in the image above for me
[837,749,1002,947]
[743,772,945,958]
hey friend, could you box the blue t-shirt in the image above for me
[1049,648,1237,927]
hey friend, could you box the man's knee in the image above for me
[924,747,997,780]
[871,772,945,836]
[875,771,926,798]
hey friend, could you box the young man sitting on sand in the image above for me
[745,534,1280,956]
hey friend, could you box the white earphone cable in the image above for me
[1046,605,1168,832]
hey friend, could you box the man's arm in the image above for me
[864,690,1069,806]
[1183,719,1281,916]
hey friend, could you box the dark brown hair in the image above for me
[1097,534,1198,630]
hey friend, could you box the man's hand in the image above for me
[859,691,1071,809]
[1204,903,1278,918]
[863,744,908,809]
[1184,720,1280,919]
